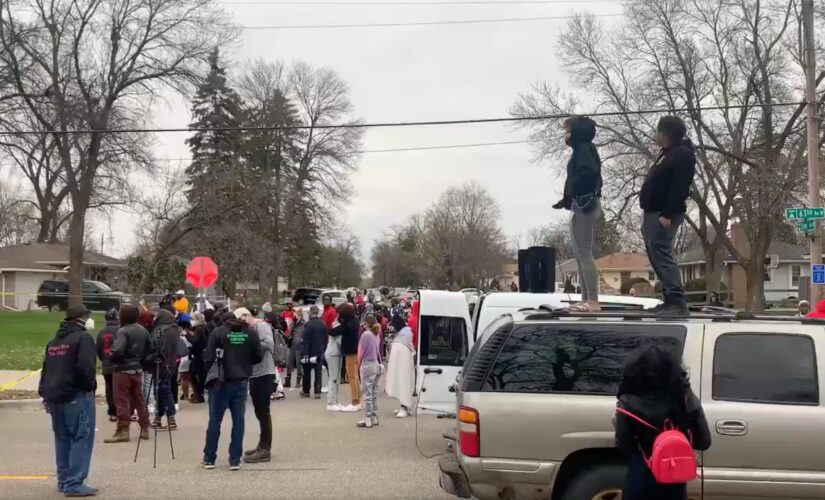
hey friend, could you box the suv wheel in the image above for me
[49,303,63,312]
[561,464,624,500]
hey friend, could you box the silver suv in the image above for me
[438,310,825,499]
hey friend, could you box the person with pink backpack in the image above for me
[615,344,711,500]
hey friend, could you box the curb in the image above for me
[0,398,43,410]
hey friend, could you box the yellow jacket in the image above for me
[173,297,189,314]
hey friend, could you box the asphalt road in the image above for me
[0,386,454,500]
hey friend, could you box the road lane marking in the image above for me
[0,369,41,391]
[0,475,49,480]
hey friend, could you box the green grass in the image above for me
[0,311,104,370]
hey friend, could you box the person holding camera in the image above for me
[38,305,99,497]
[202,312,263,471]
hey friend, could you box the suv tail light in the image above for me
[458,406,480,457]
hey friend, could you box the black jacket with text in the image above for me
[38,321,98,403]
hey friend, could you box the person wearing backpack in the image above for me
[615,344,711,500]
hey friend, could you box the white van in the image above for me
[414,290,661,415]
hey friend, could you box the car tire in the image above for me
[49,303,62,312]
[560,463,625,500]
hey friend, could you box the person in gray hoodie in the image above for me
[235,307,276,464]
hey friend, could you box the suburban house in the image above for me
[676,240,809,303]
[558,252,656,294]
[0,242,126,311]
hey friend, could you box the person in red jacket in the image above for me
[280,302,296,323]
[408,300,420,350]
[321,295,337,330]
[805,300,825,319]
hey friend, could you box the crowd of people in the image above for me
[37,288,420,496]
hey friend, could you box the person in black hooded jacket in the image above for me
[615,344,711,500]
[639,116,696,316]
[553,115,603,312]
[96,309,120,422]
[149,309,187,429]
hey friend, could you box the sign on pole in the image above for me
[798,219,817,233]
[786,207,825,220]
[813,264,825,285]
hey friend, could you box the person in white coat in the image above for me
[385,314,415,418]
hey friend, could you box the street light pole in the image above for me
[803,0,822,305]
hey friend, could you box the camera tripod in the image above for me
[134,357,175,468]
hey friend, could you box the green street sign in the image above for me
[786,207,825,220]
[797,219,817,232]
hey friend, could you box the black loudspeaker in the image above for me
[518,246,556,294]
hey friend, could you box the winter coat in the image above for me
[806,300,825,318]
[95,320,119,376]
[338,316,360,356]
[302,317,327,358]
[204,320,263,383]
[639,138,696,218]
[110,322,152,373]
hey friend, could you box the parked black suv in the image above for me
[37,279,128,312]
[292,287,322,305]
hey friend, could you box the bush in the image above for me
[621,277,650,295]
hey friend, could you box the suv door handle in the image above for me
[716,420,748,436]
[424,367,443,375]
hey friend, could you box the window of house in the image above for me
[763,266,773,283]
[792,265,802,287]
[620,271,630,282]
[482,324,687,394]
[648,271,656,281]
[713,334,818,405]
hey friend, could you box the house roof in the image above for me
[0,243,126,272]
[595,252,652,271]
[677,240,808,265]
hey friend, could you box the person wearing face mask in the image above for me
[38,304,99,497]
[553,115,603,312]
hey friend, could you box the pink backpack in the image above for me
[615,407,697,484]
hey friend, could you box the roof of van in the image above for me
[477,292,660,309]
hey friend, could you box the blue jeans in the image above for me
[203,381,248,464]
[155,378,176,418]
[50,392,95,493]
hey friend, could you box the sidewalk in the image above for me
[0,370,104,395]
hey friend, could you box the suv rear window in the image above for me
[482,323,686,395]
[420,315,467,367]
[713,333,818,405]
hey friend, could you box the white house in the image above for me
[0,243,125,311]
[676,240,809,303]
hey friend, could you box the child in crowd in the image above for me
[357,320,382,428]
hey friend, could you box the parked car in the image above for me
[438,309,825,499]
[292,287,322,305]
[37,279,128,312]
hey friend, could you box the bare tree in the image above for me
[513,0,825,310]
[0,0,235,305]
[0,179,39,245]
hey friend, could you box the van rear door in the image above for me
[416,290,471,416]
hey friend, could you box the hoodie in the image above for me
[639,138,696,218]
[806,300,825,319]
[248,317,276,378]
[96,320,120,376]
[149,309,188,378]
[38,321,98,403]
[205,318,264,383]
[558,116,603,210]
[408,300,420,349]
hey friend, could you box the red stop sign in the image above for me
[186,256,219,289]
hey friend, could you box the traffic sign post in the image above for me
[798,219,817,233]
[813,265,825,285]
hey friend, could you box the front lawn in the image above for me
[0,311,104,370]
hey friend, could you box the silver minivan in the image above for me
[438,311,825,499]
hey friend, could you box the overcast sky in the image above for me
[95,0,625,263]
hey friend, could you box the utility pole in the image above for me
[804,0,822,305]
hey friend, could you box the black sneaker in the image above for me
[657,303,689,317]
[243,449,271,464]
[229,462,241,471]
[244,447,260,456]
[299,392,310,398]
[201,461,215,470]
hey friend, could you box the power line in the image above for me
[0,102,807,136]
[239,14,622,29]
[223,1,621,5]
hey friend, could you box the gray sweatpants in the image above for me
[360,362,380,418]
[570,197,601,301]
[642,211,686,304]
[326,355,341,406]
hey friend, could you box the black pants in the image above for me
[249,375,275,451]
[191,359,205,400]
[302,360,323,396]
[623,454,687,500]
[103,373,116,417]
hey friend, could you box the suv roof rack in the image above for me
[523,305,825,325]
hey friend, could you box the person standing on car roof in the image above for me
[38,305,99,497]
[96,309,120,423]
[639,116,696,316]
[615,344,711,500]
[553,115,603,313]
